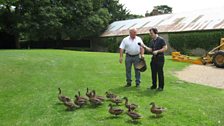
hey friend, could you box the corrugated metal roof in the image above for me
[101,7,224,37]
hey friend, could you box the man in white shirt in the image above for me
[119,28,144,87]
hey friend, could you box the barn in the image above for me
[93,7,224,55]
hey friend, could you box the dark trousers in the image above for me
[150,56,165,89]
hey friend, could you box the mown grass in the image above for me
[0,49,223,126]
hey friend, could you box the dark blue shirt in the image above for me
[149,36,166,56]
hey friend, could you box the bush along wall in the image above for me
[95,34,151,53]
[168,30,224,55]
[140,34,152,46]
[91,36,123,52]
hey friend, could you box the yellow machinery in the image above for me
[172,52,203,65]
[172,38,224,68]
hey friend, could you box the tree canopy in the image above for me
[0,0,134,45]
[145,5,172,17]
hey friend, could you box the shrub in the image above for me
[169,30,224,55]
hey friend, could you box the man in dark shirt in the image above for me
[139,28,167,91]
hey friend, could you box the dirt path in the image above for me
[175,64,224,88]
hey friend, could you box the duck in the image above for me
[74,95,88,107]
[89,93,103,106]
[108,104,123,116]
[127,106,142,121]
[123,97,138,111]
[78,91,88,101]
[149,102,167,117]
[58,88,70,103]
[91,90,105,101]
[89,97,103,106]
[86,88,93,98]
[63,97,80,111]
[105,91,117,99]
[110,97,123,105]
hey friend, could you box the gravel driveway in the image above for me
[175,64,224,88]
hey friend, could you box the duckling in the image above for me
[149,102,167,117]
[92,90,105,101]
[86,88,93,98]
[63,97,80,111]
[123,97,138,111]
[58,88,70,103]
[105,91,117,99]
[74,95,88,107]
[127,106,142,121]
[110,97,123,105]
[108,104,123,116]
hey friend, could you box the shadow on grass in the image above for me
[104,115,123,120]
[55,102,64,105]
[108,85,160,97]
[149,115,164,119]
[126,120,142,125]
[88,104,104,109]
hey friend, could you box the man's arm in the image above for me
[153,45,167,55]
[138,42,152,52]
[140,47,145,58]
[119,48,123,64]
[156,45,167,53]
[144,45,152,52]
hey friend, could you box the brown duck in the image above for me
[74,95,88,107]
[149,102,166,117]
[78,91,88,101]
[89,93,103,106]
[58,88,70,103]
[110,97,123,105]
[123,97,138,111]
[127,106,142,121]
[63,97,80,111]
[105,91,117,99]
[86,88,93,98]
[108,104,123,116]
[91,90,105,101]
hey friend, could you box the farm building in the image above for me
[92,7,224,55]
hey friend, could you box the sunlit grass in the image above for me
[0,49,223,126]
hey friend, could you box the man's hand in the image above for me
[137,42,142,46]
[153,50,159,55]
[119,57,123,64]
[141,55,145,59]
[138,43,146,48]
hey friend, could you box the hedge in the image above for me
[169,30,224,54]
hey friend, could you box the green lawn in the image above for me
[0,50,223,126]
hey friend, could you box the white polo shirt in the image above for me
[119,36,143,55]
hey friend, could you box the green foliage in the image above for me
[156,5,172,14]
[106,0,129,22]
[95,36,123,52]
[98,35,151,53]
[126,14,144,19]
[0,50,224,126]
[169,30,224,54]
[0,0,18,35]
[141,34,152,46]
[146,5,172,17]
[0,0,131,43]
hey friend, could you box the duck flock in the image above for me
[58,87,166,122]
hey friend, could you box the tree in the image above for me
[127,14,144,19]
[146,5,172,17]
[0,0,132,48]
[104,0,130,22]
[0,0,21,48]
